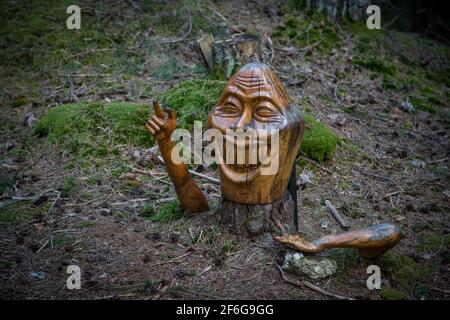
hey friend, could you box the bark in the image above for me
[219,192,297,239]
[305,0,370,21]
[196,33,261,79]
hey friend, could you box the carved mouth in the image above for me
[219,163,261,184]
[217,141,272,184]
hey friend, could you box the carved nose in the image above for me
[232,109,252,130]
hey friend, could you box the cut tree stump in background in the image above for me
[219,192,297,239]
[196,33,261,79]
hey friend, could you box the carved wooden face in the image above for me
[208,63,305,204]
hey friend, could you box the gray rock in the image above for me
[282,252,337,280]
[400,99,415,112]
[320,220,330,229]
[29,271,46,281]
[410,159,426,168]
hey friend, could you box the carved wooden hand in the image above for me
[145,101,209,213]
[275,223,403,258]
[145,101,176,142]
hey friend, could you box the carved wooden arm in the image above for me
[275,223,403,258]
[145,101,209,213]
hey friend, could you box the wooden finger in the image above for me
[153,100,164,118]
[145,124,155,135]
[151,115,164,127]
[148,120,160,132]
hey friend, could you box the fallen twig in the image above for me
[47,191,61,215]
[36,239,50,253]
[275,264,353,300]
[150,252,191,267]
[299,153,336,177]
[156,156,220,184]
[361,171,403,191]
[427,157,449,164]
[430,287,450,295]
[325,200,349,229]
[94,293,138,300]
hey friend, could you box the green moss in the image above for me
[273,14,341,54]
[417,232,450,253]
[34,102,152,159]
[152,55,182,80]
[300,114,338,162]
[0,259,13,271]
[0,175,12,195]
[52,233,74,248]
[11,98,28,108]
[160,79,227,130]
[75,221,96,228]
[139,204,156,218]
[58,176,79,197]
[377,252,426,287]
[329,248,359,274]
[0,201,45,224]
[353,58,395,76]
[409,97,437,114]
[151,200,183,222]
[221,239,239,254]
[380,286,408,300]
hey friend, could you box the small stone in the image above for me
[133,223,145,233]
[23,113,36,126]
[98,208,111,216]
[400,99,415,112]
[29,271,46,281]
[320,220,330,229]
[61,258,79,266]
[410,159,426,168]
[2,142,14,151]
[282,252,337,280]
[298,173,312,188]
[132,150,141,160]
[145,232,161,241]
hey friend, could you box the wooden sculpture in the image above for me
[145,62,403,257]
[145,101,209,213]
[274,223,403,258]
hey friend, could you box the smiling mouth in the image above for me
[217,142,272,184]
[219,163,261,184]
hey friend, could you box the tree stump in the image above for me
[196,33,261,79]
[218,192,297,239]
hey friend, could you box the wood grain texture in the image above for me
[209,62,305,204]
[275,223,403,258]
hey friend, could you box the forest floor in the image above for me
[0,0,449,300]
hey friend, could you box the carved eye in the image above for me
[254,104,280,122]
[215,101,241,117]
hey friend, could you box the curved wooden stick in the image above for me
[145,101,209,213]
[275,223,403,258]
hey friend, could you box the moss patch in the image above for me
[300,114,338,162]
[380,286,408,300]
[160,79,227,130]
[0,201,47,224]
[150,200,183,223]
[273,14,341,54]
[416,232,450,253]
[346,22,449,116]
[35,102,152,159]
[376,252,426,288]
